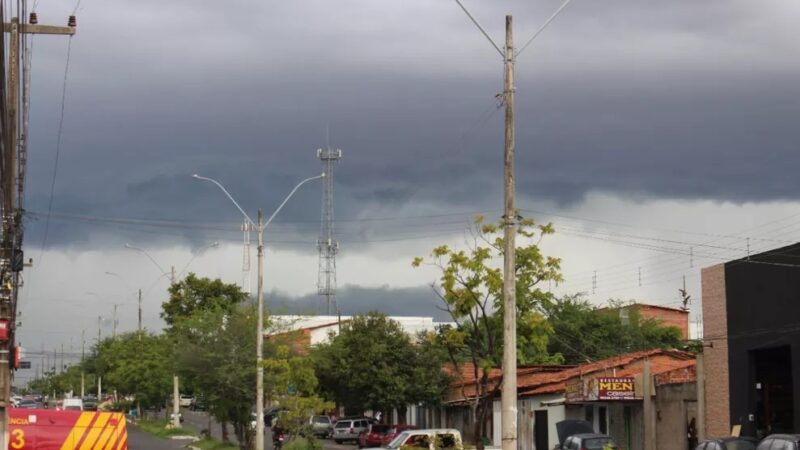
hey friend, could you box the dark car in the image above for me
[556,420,618,450]
[17,399,38,409]
[756,435,800,450]
[83,396,98,411]
[696,437,758,450]
[359,424,390,448]
[382,425,419,446]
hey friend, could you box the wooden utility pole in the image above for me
[500,15,517,450]
[0,14,75,449]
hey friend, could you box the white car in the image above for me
[179,395,193,407]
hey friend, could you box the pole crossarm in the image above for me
[2,23,75,35]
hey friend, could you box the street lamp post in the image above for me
[192,172,323,450]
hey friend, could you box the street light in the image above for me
[192,172,324,450]
[124,243,171,281]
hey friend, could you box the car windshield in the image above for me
[387,432,414,449]
[584,438,618,450]
[314,416,330,424]
[335,421,351,429]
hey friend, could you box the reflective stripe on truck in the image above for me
[8,409,128,450]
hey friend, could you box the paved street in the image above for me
[128,425,195,450]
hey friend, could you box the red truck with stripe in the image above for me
[7,409,127,450]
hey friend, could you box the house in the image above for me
[701,242,800,439]
[439,349,697,450]
[599,303,690,339]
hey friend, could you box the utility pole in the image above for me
[256,209,265,450]
[138,289,142,332]
[500,15,518,450]
[81,330,85,398]
[112,304,118,338]
[0,13,75,448]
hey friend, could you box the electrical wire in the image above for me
[37,35,73,266]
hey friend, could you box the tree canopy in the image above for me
[161,273,249,327]
[311,312,450,416]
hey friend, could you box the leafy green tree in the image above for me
[172,304,258,449]
[161,273,249,327]
[102,332,173,415]
[311,313,448,417]
[262,344,334,440]
[412,216,562,449]
[543,295,684,364]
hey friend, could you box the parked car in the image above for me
[556,420,618,450]
[190,396,207,411]
[756,435,800,450]
[63,398,83,411]
[359,424,390,448]
[309,415,334,438]
[179,394,194,407]
[696,437,758,450]
[83,396,98,411]
[380,428,463,450]
[333,418,371,444]
[383,425,419,446]
[16,399,38,409]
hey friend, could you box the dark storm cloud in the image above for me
[266,284,451,322]
[20,0,800,247]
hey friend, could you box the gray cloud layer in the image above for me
[19,0,800,248]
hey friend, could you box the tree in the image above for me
[311,313,449,417]
[412,216,562,449]
[101,332,173,415]
[262,344,334,440]
[161,273,249,327]
[543,295,684,364]
[172,304,259,450]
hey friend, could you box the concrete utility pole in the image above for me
[256,209,265,450]
[112,304,118,337]
[81,330,85,398]
[172,375,180,427]
[0,14,75,448]
[500,15,518,450]
[643,360,655,450]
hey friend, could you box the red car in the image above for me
[359,424,390,448]
[381,425,418,446]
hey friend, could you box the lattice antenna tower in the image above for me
[317,147,341,315]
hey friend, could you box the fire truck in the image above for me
[7,409,127,450]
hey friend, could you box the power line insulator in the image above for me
[68,15,77,27]
[29,12,38,25]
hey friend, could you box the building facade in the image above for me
[701,243,800,438]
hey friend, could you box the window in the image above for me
[405,434,431,450]
[435,433,457,450]
[756,440,774,450]
[770,440,794,450]
[694,444,707,450]
[314,416,330,424]
[335,421,352,429]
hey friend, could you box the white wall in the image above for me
[492,394,568,450]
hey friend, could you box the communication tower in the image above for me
[317,147,341,314]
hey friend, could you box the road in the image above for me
[181,409,357,450]
[128,425,196,450]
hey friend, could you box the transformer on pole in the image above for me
[317,147,341,315]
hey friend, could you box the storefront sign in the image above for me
[597,377,635,400]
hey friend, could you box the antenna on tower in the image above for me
[318,145,342,315]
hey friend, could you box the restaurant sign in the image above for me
[565,376,637,403]
[598,377,635,400]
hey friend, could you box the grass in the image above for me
[135,419,199,439]
[191,439,240,450]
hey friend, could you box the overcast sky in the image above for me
[14,0,800,381]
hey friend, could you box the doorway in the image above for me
[753,346,794,436]
[534,410,549,450]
